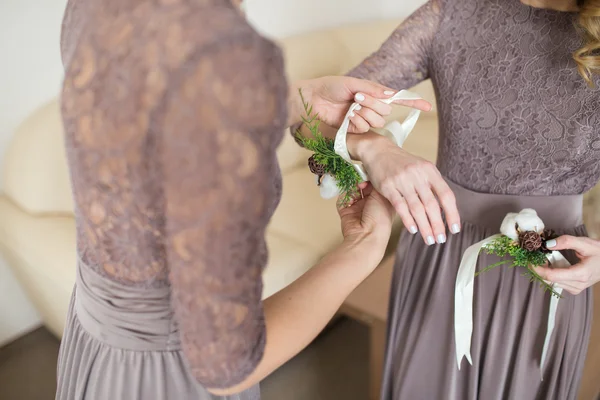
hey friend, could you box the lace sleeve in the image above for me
[348,0,444,89]
[161,36,287,389]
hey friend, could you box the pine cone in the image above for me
[518,231,543,252]
[308,155,326,176]
[540,229,558,253]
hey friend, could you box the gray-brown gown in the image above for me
[348,0,599,399]
[57,0,288,399]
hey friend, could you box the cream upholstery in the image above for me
[0,18,442,339]
[2,100,74,216]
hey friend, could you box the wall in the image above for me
[0,0,426,345]
[247,0,425,38]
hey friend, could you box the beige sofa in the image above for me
[0,18,438,339]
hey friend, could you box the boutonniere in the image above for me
[294,89,363,206]
[295,88,425,206]
[478,209,561,298]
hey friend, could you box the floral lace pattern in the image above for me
[349,0,600,195]
[61,0,287,388]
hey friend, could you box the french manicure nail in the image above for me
[409,226,418,234]
[546,239,557,248]
[355,104,362,111]
[451,223,460,234]
[384,90,395,95]
[355,93,365,102]
[437,234,447,244]
[350,111,355,117]
[426,236,435,246]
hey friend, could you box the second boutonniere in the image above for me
[478,209,561,298]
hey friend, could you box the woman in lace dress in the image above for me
[298,0,600,398]
[55,0,434,399]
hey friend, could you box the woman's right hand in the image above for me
[338,183,395,266]
[348,132,461,246]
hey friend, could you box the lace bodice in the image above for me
[349,0,600,195]
[61,0,287,389]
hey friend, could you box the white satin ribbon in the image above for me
[333,90,423,183]
[454,235,570,379]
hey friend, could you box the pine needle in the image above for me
[481,236,562,299]
[294,89,362,205]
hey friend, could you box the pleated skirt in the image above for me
[56,264,260,400]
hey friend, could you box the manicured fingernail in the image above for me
[451,223,460,234]
[350,111,355,117]
[426,236,435,246]
[355,93,365,102]
[355,104,362,111]
[384,90,395,95]
[546,239,557,248]
[409,226,418,234]
[437,234,447,244]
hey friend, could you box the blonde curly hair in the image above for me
[575,0,600,86]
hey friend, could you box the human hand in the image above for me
[348,132,460,246]
[533,235,600,295]
[291,76,432,132]
[338,183,395,258]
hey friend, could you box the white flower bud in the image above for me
[320,174,341,199]
[500,213,519,240]
[515,208,545,233]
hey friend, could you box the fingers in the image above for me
[545,235,599,257]
[354,93,393,119]
[533,264,594,295]
[354,105,386,129]
[349,111,370,133]
[402,190,436,246]
[415,184,446,244]
[428,171,461,234]
[392,98,433,112]
[385,190,417,235]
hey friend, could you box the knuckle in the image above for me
[424,199,440,211]
[380,179,396,194]
[438,190,456,205]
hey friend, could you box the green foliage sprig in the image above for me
[294,89,362,205]
[478,235,562,298]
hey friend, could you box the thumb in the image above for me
[545,235,597,257]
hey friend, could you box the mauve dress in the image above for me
[348,0,599,399]
[56,0,287,399]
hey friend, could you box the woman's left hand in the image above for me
[290,76,432,133]
[534,235,600,295]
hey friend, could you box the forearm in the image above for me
[209,237,384,395]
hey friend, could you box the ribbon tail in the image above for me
[455,234,502,370]
[539,251,570,380]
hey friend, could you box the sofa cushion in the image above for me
[263,232,323,299]
[3,99,74,216]
[268,167,344,256]
[276,128,312,174]
[0,196,76,338]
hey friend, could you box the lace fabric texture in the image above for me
[349,0,600,195]
[61,0,287,388]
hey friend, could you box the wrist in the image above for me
[346,132,389,162]
[340,232,388,267]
